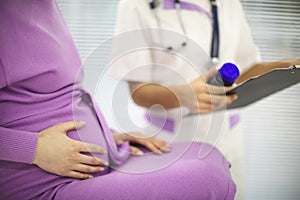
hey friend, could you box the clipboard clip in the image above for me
[289,65,300,69]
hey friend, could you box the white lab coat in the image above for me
[110,0,260,199]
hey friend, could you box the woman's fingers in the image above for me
[113,133,128,145]
[66,171,93,180]
[151,138,171,153]
[130,146,144,156]
[55,120,86,132]
[141,141,163,155]
[137,134,171,153]
[35,121,111,180]
[73,163,105,174]
[78,141,107,155]
[113,132,171,156]
[138,138,171,155]
[78,154,109,166]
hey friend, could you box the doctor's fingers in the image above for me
[196,101,226,114]
[191,68,218,83]
[191,82,231,96]
[198,93,237,105]
[203,67,218,81]
[194,101,214,114]
[194,96,237,114]
[204,84,233,95]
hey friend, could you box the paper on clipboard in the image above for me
[225,65,300,110]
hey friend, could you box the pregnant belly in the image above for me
[0,96,112,199]
[2,93,110,167]
[68,96,109,164]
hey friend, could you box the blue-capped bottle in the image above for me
[208,62,240,86]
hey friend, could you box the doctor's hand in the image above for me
[181,68,238,114]
[33,121,108,179]
[112,132,171,156]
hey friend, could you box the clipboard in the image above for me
[225,65,300,110]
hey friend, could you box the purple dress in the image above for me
[0,0,236,199]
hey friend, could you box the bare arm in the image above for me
[129,82,182,110]
[128,68,237,114]
[128,59,300,113]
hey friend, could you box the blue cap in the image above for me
[219,62,240,84]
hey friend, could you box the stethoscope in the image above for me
[149,0,219,64]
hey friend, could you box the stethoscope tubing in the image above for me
[149,0,219,62]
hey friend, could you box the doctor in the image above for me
[110,0,299,199]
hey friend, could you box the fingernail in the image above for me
[155,150,162,155]
[102,149,107,154]
[77,121,86,127]
[99,167,105,171]
[88,175,93,179]
[134,151,144,156]
[103,161,109,166]
[161,146,171,152]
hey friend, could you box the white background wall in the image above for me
[57,1,300,199]
[239,1,300,199]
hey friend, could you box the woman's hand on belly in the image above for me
[33,121,109,179]
[112,132,171,156]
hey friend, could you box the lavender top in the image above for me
[0,0,129,170]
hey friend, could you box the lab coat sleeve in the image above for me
[234,0,261,73]
[0,126,38,164]
[108,0,154,83]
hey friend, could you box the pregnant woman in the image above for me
[0,0,235,199]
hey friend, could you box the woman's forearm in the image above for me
[0,126,38,164]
